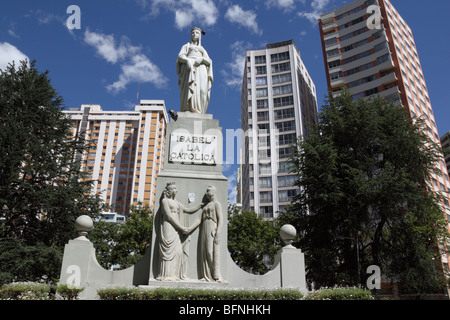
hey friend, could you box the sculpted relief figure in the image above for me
[158,182,203,281]
[176,27,213,114]
[191,185,224,282]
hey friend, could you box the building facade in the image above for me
[240,40,318,219]
[64,100,168,215]
[441,132,450,178]
[319,0,450,277]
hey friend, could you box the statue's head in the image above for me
[164,182,177,198]
[191,27,205,45]
[205,185,217,201]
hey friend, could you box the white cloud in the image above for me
[266,0,305,11]
[225,167,238,204]
[141,0,219,30]
[107,54,168,94]
[8,24,20,39]
[311,0,330,11]
[83,30,167,94]
[225,5,262,35]
[0,42,29,71]
[221,40,251,88]
[84,29,140,64]
[298,0,331,24]
[175,9,195,30]
[190,0,219,27]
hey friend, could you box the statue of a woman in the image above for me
[195,185,224,282]
[158,182,202,281]
[176,27,213,114]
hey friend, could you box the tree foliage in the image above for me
[286,90,449,292]
[227,205,280,274]
[90,203,153,270]
[0,60,104,283]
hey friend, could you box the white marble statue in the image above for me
[158,182,203,281]
[191,185,224,282]
[176,27,213,114]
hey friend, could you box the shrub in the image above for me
[0,282,53,300]
[305,287,374,300]
[97,286,305,300]
[56,284,84,300]
[98,286,374,300]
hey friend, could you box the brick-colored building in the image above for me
[64,100,168,215]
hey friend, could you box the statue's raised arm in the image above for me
[176,27,213,114]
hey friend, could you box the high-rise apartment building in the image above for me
[64,100,168,215]
[240,40,318,219]
[441,132,450,178]
[319,0,450,274]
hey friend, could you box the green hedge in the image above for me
[0,282,84,300]
[0,282,53,300]
[97,287,305,300]
[97,286,373,300]
[305,287,374,300]
[0,282,374,300]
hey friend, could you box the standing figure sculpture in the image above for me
[158,182,203,281]
[191,185,224,282]
[176,27,213,114]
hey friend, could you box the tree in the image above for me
[288,90,449,293]
[90,203,153,270]
[227,205,279,274]
[0,60,104,283]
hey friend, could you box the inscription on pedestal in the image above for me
[169,133,217,165]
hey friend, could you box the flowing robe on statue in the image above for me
[158,198,184,281]
[158,212,181,280]
[158,197,196,281]
[199,201,222,282]
[176,43,213,114]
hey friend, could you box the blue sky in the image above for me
[1,0,449,203]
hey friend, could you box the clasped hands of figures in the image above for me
[176,202,206,235]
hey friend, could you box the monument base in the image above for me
[149,112,229,283]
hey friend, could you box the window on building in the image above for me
[271,62,291,73]
[255,77,267,86]
[277,175,297,187]
[275,120,296,132]
[271,51,290,62]
[330,71,343,81]
[259,177,272,188]
[272,73,292,84]
[325,37,338,47]
[278,189,300,202]
[274,108,295,120]
[278,161,294,173]
[256,88,268,98]
[274,96,294,107]
[260,191,273,202]
[257,99,269,109]
[255,55,266,64]
[328,60,341,69]
[273,84,292,96]
[256,66,267,74]
[260,206,273,218]
[278,133,297,146]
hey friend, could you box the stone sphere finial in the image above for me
[280,224,297,248]
[75,215,93,241]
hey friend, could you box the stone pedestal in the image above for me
[149,112,229,283]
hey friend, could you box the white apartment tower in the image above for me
[240,40,318,219]
[64,100,168,215]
